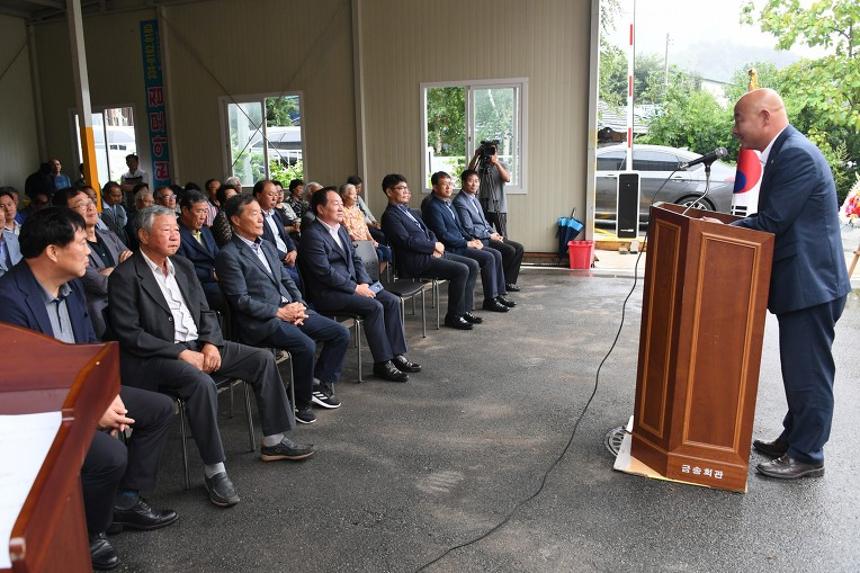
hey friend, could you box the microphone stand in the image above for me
[680,161,714,217]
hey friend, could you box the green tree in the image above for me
[426,86,465,156]
[265,96,300,127]
[638,76,736,156]
[741,0,859,199]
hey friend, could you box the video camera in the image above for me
[479,139,500,160]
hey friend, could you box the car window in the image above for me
[632,150,681,171]
[597,151,626,171]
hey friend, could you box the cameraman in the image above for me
[468,142,511,237]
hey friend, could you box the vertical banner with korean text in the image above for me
[139,19,171,188]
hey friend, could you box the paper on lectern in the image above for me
[0,411,62,568]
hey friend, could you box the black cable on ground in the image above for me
[415,170,683,572]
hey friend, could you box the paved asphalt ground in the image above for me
[110,268,860,572]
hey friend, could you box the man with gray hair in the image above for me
[108,206,314,508]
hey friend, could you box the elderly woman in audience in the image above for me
[211,183,240,246]
[56,187,132,338]
[286,178,308,221]
[273,179,300,235]
[339,182,391,275]
[0,187,22,236]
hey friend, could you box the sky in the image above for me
[608,0,829,82]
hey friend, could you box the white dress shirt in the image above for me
[318,219,345,252]
[263,209,289,253]
[141,251,199,343]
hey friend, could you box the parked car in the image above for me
[595,144,736,229]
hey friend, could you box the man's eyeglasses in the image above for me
[390,185,409,192]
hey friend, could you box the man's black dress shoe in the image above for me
[373,360,409,382]
[505,283,521,292]
[753,437,789,458]
[261,437,315,461]
[89,532,119,570]
[111,498,178,531]
[496,296,516,308]
[445,316,474,330]
[462,312,482,324]
[204,472,240,507]
[756,454,824,479]
[482,299,509,312]
[393,354,421,373]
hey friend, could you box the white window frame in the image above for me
[420,78,528,194]
[69,103,144,184]
[218,92,306,187]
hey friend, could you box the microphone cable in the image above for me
[414,170,682,572]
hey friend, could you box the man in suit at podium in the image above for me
[729,88,851,479]
[0,208,177,570]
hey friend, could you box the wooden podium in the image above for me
[1,323,119,572]
[631,204,774,493]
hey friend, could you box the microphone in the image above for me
[679,147,728,170]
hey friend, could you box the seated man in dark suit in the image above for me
[101,181,129,246]
[300,188,421,383]
[215,195,350,423]
[454,169,525,291]
[176,190,224,311]
[423,171,514,313]
[109,206,313,509]
[380,173,480,330]
[253,179,303,290]
[124,183,153,251]
[0,208,177,571]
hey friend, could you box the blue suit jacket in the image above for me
[0,261,97,343]
[299,220,371,302]
[422,195,471,254]
[0,230,22,278]
[453,191,494,241]
[177,223,220,286]
[260,209,297,259]
[381,203,438,277]
[215,235,305,345]
[733,125,851,314]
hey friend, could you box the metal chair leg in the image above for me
[434,281,441,329]
[400,298,406,330]
[421,289,427,338]
[355,319,363,383]
[177,398,191,490]
[243,382,256,453]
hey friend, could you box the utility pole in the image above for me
[663,33,670,95]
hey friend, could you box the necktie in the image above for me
[193,230,203,245]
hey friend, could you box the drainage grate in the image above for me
[604,426,627,457]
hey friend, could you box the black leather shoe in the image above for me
[89,532,119,570]
[393,354,421,373]
[261,436,315,461]
[373,360,409,382]
[505,283,521,292]
[482,299,510,312]
[112,498,178,531]
[444,316,474,330]
[496,295,516,308]
[753,437,789,458]
[756,454,824,480]
[204,472,240,507]
[462,312,483,324]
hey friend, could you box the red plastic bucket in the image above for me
[567,240,594,269]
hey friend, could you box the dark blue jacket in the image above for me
[0,261,97,343]
[299,220,371,301]
[422,195,471,254]
[453,191,494,241]
[260,209,297,259]
[380,203,438,278]
[733,125,851,314]
[177,222,220,286]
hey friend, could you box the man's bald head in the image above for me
[732,88,789,151]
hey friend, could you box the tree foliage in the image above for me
[741,0,859,199]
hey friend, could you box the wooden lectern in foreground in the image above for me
[1,323,119,572]
[631,204,774,493]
